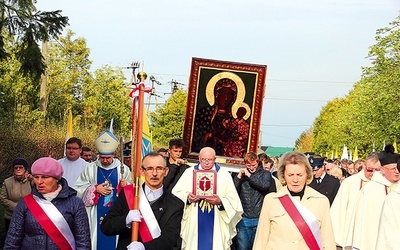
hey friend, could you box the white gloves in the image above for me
[125,210,142,228]
[127,241,145,250]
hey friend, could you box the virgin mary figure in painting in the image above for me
[192,72,251,158]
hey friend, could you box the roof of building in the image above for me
[265,146,295,157]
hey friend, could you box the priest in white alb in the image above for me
[345,146,400,250]
[73,130,131,250]
[172,147,243,250]
[330,152,381,248]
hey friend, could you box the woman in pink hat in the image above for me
[4,157,91,250]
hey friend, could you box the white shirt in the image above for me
[144,185,163,202]
[58,157,88,186]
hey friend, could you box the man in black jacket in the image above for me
[101,152,184,250]
[308,157,340,205]
[233,152,273,250]
[163,138,190,192]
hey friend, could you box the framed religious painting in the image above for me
[183,57,267,165]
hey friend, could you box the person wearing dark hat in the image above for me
[123,141,132,168]
[345,146,400,249]
[73,130,132,250]
[156,148,169,159]
[308,157,340,205]
[4,157,91,249]
[376,158,400,249]
[0,158,32,233]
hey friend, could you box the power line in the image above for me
[265,97,328,102]
[261,124,311,127]
[267,79,354,84]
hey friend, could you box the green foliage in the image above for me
[149,90,187,145]
[0,119,98,181]
[46,30,92,123]
[0,195,4,247]
[0,1,69,80]
[42,30,131,135]
[308,13,400,159]
[295,127,314,152]
[88,65,131,134]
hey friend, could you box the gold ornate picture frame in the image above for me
[183,57,267,164]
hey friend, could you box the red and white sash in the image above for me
[124,184,161,242]
[24,194,76,250]
[279,194,323,250]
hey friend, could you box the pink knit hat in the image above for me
[31,157,64,180]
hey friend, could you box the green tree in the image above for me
[149,89,187,146]
[309,13,400,159]
[44,31,131,135]
[295,127,314,152]
[85,65,131,134]
[46,30,92,121]
[46,30,92,123]
[0,1,69,80]
[0,33,40,125]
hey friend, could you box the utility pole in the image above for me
[39,41,48,112]
[147,75,163,111]
[169,79,185,94]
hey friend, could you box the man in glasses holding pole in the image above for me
[101,152,184,250]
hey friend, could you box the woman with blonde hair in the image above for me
[329,166,345,182]
[253,152,335,249]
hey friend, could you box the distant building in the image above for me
[264,146,295,157]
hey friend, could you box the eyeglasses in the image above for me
[142,166,166,173]
[66,147,80,150]
[365,167,378,172]
[14,166,24,170]
[383,166,399,172]
[200,158,214,163]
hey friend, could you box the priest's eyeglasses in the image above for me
[142,166,166,173]
[382,166,399,172]
[200,158,214,163]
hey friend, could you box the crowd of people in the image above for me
[1,130,400,250]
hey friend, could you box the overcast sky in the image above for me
[36,0,400,147]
